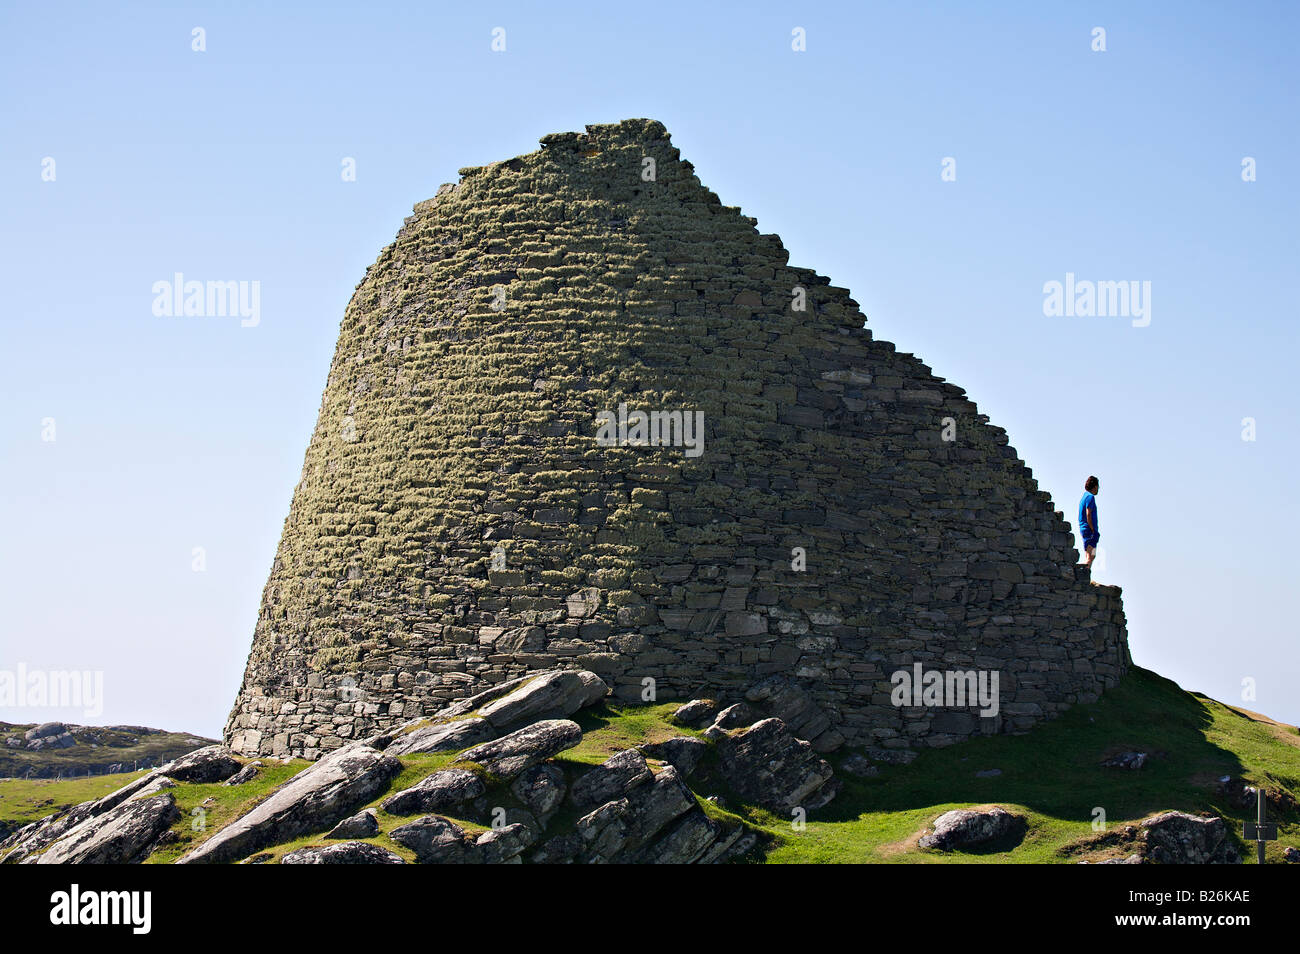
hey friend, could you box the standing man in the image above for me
[1079,476,1100,566]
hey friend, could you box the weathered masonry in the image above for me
[225,119,1129,759]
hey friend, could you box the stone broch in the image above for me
[223,118,1130,761]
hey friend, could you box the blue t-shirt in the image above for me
[1078,492,1099,542]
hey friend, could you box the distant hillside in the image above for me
[0,721,215,782]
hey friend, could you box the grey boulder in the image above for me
[709,703,754,730]
[1101,751,1148,770]
[282,841,404,864]
[453,719,582,780]
[475,670,608,731]
[177,743,402,864]
[382,768,485,816]
[224,761,263,786]
[32,793,179,865]
[389,815,474,864]
[326,809,380,839]
[669,699,718,728]
[510,764,567,823]
[473,823,535,864]
[640,736,707,777]
[569,749,653,809]
[25,722,67,741]
[383,717,497,758]
[919,806,1027,852]
[1140,811,1239,864]
[160,745,242,783]
[716,718,839,813]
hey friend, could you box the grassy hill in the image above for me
[0,722,215,784]
[3,666,1296,863]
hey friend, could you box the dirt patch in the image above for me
[1223,706,1300,749]
[878,829,924,857]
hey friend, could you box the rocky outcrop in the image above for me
[389,815,479,864]
[380,670,608,759]
[475,670,608,731]
[1069,809,1243,864]
[511,764,567,825]
[382,769,485,816]
[1,766,177,863]
[639,737,707,777]
[744,677,845,752]
[31,794,180,864]
[177,744,402,864]
[715,718,839,813]
[6,671,820,865]
[159,745,242,783]
[24,722,74,750]
[453,720,583,780]
[1216,776,1297,815]
[918,807,1027,852]
[543,762,710,864]
[569,749,654,810]
[282,841,404,864]
[1100,751,1148,770]
[1139,812,1239,864]
[325,809,380,839]
[383,718,496,758]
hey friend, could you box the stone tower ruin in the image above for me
[225,119,1129,760]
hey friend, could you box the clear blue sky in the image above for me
[2,1,1296,737]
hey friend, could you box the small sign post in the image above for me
[1242,787,1278,864]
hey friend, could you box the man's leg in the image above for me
[1083,544,1095,566]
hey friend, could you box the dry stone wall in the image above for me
[224,119,1129,760]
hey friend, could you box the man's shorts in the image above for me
[1083,536,1099,551]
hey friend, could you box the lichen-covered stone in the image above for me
[282,841,404,864]
[1139,811,1239,864]
[510,764,567,823]
[31,793,179,865]
[159,745,242,784]
[452,719,582,780]
[715,718,839,813]
[381,768,485,816]
[177,743,402,864]
[389,815,474,864]
[639,736,707,777]
[325,809,380,839]
[918,806,1027,852]
[568,749,653,810]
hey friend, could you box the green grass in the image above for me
[5,666,1298,863]
[755,666,1300,863]
[0,771,153,837]
[143,759,312,863]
